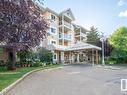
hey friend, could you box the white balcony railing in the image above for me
[75,32,86,37]
[75,32,80,35]
[59,33,71,40]
[80,32,86,37]
[59,21,72,29]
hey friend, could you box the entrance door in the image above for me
[65,54,69,63]
[58,52,61,63]
[79,54,83,62]
[74,54,77,62]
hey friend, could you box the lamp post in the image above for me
[100,37,106,65]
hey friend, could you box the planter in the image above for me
[27,64,31,67]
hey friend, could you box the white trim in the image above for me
[51,13,56,22]
[121,79,127,92]
[47,40,51,45]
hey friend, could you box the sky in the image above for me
[42,0,127,36]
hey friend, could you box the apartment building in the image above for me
[0,2,101,64]
[40,7,101,64]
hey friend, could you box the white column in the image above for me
[69,52,71,63]
[61,51,64,64]
[52,51,55,63]
[77,53,79,63]
[92,50,94,66]
[80,28,81,42]
[72,53,74,63]
[62,15,64,46]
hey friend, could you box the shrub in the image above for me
[46,62,53,66]
[0,60,7,71]
[6,59,13,69]
[33,61,47,67]
[17,50,32,64]
[0,60,5,67]
[37,47,53,63]
[105,57,117,65]
[110,48,127,64]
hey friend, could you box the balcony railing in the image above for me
[75,32,86,37]
[59,21,72,29]
[80,32,86,37]
[59,33,71,40]
[75,32,80,35]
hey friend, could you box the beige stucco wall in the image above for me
[41,10,60,49]
[0,48,8,62]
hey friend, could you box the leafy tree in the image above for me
[109,26,127,51]
[96,39,113,56]
[0,0,49,70]
[87,26,100,45]
[108,26,127,63]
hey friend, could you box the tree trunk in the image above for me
[8,48,16,70]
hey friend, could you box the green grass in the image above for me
[0,64,62,91]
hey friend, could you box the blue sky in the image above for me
[43,0,127,36]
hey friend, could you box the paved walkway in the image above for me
[5,64,127,95]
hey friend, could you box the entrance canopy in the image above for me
[49,42,101,51]
[67,42,101,51]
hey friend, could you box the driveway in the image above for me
[5,64,127,95]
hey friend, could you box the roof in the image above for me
[47,45,68,51]
[31,3,75,21]
[32,2,59,16]
[67,42,101,51]
[45,7,59,16]
[59,8,75,21]
[47,42,101,51]
[73,24,90,32]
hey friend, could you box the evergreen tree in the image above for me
[87,26,100,45]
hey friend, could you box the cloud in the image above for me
[118,0,125,6]
[118,10,127,17]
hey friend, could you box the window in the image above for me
[0,48,4,54]
[68,35,71,39]
[51,14,56,21]
[67,12,70,16]
[51,28,56,33]
[32,11,40,17]
[51,41,56,44]
[48,40,51,45]
[54,53,57,59]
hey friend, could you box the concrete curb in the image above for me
[0,66,63,95]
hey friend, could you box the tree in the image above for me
[33,0,44,5]
[108,26,127,62]
[109,26,127,51]
[87,26,100,45]
[0,0,49,70]
[96,39,113,57]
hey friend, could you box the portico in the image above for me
[63,49,100,64]
[52,42,101,64]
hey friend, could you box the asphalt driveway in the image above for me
[5,64,127,95]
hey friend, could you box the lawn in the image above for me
[0,64,62,91]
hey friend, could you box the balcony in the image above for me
[59,33,71,41]
[59,21,72,29]
[80,32,86,37]
[75,32,86,38]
